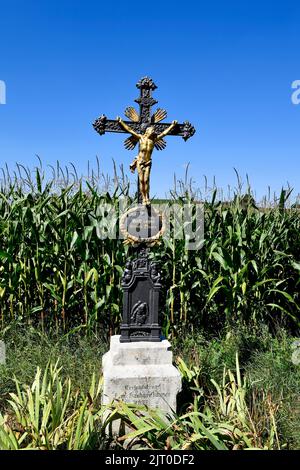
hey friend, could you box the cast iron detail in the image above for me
[150,262,161,285]
[130,300,149,325]
[130,331,150,338]
[136,76,157,90]
[120,245,161,342]
[121,261,133,285]
[93,114,107,135]
[182,120,196,141]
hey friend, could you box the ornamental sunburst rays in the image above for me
[124,106,167,124]
[124,107,139,122]
[123,106,168,151]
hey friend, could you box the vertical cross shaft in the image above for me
[135,77,158,202]
[135,77,158,128]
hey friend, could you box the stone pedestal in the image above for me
[102,335,182,419]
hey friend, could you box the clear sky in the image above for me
[0,0,299,202]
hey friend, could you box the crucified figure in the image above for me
[117,117,178,205]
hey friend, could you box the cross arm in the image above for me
[93,114,142,136]
[93,115,196,141]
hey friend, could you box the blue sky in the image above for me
[0,0,299,202]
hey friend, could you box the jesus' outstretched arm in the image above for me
[157,120,178,140]
[117,117,141,140]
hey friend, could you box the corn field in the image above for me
[0,160,299,336]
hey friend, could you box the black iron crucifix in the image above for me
[93,76,196,203]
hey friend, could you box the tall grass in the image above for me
[0,160,299,335]
[0,355,283,450]
[0,361,105,449]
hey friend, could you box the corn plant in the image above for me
[0,160,299,335]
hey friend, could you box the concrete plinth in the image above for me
[102,335,182,416]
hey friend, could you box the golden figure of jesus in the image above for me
[117,117,178,205]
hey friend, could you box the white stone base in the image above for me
[102,335,182,421]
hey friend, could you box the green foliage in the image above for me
[0,326,106,402]
[0,356,278,450]
[174,327,300,449]
[0,161,128,334]
[0,327,299,449]
[0,361,104,449]
[110,354,280,450]
[247,334,300,449]
[0,161,299,335]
